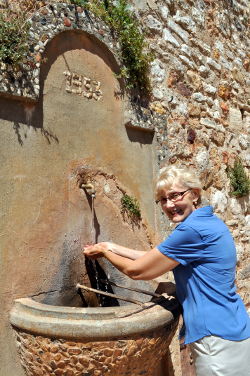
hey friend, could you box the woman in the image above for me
[83,165,250,376]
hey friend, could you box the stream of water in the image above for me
[80,192,119,307]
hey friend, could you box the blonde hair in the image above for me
[155,165,202,202]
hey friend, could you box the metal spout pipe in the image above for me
[80,182,96,196]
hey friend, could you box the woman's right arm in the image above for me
[84,246,179,280]
[85,242,146,260]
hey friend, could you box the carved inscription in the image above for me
[63,71,103,101]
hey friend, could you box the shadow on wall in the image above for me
[34,186,109,309]
[0,95,58,145]
[125,125,154,145]
[0,29,123,146]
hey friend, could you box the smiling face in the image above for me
[160,182,200,223]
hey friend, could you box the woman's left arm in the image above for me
[84,247,179,280]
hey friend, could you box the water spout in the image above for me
[80,182,96,197]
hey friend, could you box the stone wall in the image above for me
[132,0,250,307]
[0,1,249,375]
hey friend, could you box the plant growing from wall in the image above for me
[227,158,250,198]
[121,194,141,220]
[0,10,31,65]
[70,0,153,96]
[70,0,89,6]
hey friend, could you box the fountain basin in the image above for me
[10,296,179,376]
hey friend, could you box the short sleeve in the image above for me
[157,225,204,265]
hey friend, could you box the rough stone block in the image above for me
[195,149,210,170]
[203,84,217,95]
[206,57,221,71]
[220,56,233,70]
[160,6,169,20]
[180,44,192,57]
[192,92,207,103]
[190,38,210,55]
[210,189,228,214]
[239,134,249,150]
[145,15,163,32]
[176,82,192,97]
[229,108,243,128]
[151,60,166,83]
[218,85,231,100]
[168,19,189,43]
[188,104,201,117]
[179,55,195,68]
[191,7,205,26]
[200,118,225,132]
[211,130,225,146]
[173,14,196,32]
[163,28,180,47]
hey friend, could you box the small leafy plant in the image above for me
[71,0,153,96]
[227,158,250,198]
[70,0,89,6]
[104,0,152,94]
[121,194,141,220]
[0,10,30,65]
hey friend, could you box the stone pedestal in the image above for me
[10,296,179,376]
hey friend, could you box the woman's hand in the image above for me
[83,242,113,259]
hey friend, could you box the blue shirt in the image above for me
[157,206,250,344]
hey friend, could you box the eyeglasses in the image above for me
[156,189,191,205]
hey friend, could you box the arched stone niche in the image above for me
[0,2,166,130]
[0,3,117,100]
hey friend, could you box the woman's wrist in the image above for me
[102,249,113,257]
[106,242,117,254]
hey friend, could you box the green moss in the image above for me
[227,158,250,198]
[121,194,141,220]
[70,0,89,6]
[0,11,30,65]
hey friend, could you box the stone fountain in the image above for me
[10,290,179,376]
[0,11,179,374]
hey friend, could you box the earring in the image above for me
[193,201,198,208]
